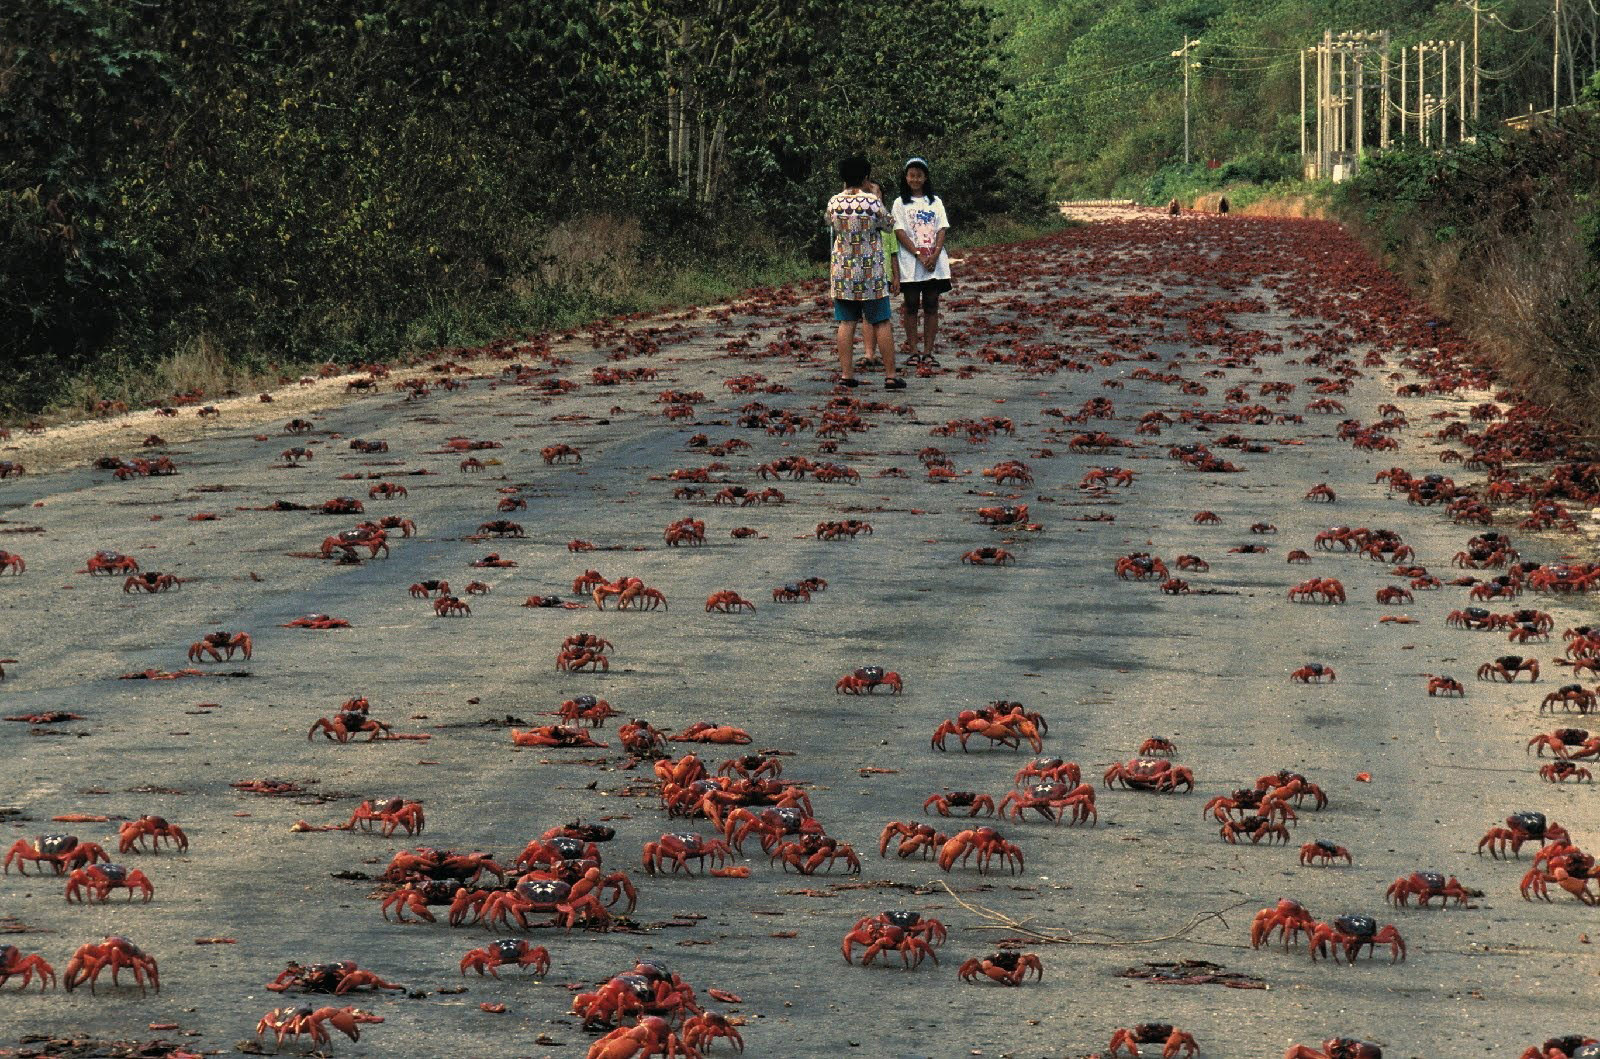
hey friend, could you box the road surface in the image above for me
[2,214,1595,1059]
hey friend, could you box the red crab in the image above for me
[1527,727,1600,758]
[188,630,253,661]
[1290,662,1336,683]
[1115,553,1169,580]
[1539,685,1596,714]
[65,864,153,903]
[345,798,425,836]
[542,444,582,464]
[572,962,701,1027]
[958,950,1043,985]
[936,826,1023,874]
[266,960,405,995]
[0,550,23,575]
[1250,898,1316,949]
[1519,1039,1600,1059]
[1426,674,1465,697]
[512,725,607,748]
[932,709,1042,752]
[1103,758,1193,793]
[962,547,1015,565]
[771,833,862,874]
[668,722,752,745]
[116,816,187,855]
[1308,914,1405,964]
[4,835,111,875]
[878,821,948,859]
[0,944,55,990]
[308,707,396,742]
[1540,761,1593,783]
[1288,577,1345,603]
[559,695,621,727]
[1080,466,1134,489]
[705,590,755,613]
[997,781,1096,824]
[1014,757,1080,786]
[842,918,941,969]
[641,833,735,875]
[976,503,1028,525]
[1386,871,1475,908]
[1219,816,1290,845]
[1284,1040,1383,1059]
[923,791,996,817]
[434,596,470,617]
[281,614,351,629]
[256,1006,382,1048]
[836,666,903,695]
[122,572,179,593]
[460,940,551,978]
[64,936,159,993]
[1298,840,1351,865]
[1478,655,1539,682]
[1108,1024,1199,1057]
[83,551,139,576]
[1477,811,1569,858]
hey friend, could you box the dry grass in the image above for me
[534,213,645,297]
[1416,204,1600,424]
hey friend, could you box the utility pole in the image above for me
[1441,41,1450,144]
[1376,31,1388,147]
[1354,41,1365,161]
[1400,42,1407,141]
[1318,31,1331,178]
[1420,45,1433,146]
[1459,41,1466,139]
[1553,0,1562,118]
[1381,31,1392,149]
[1300,49,1308,166]
[1472,0,1480,120]
[1172,37,1202,164]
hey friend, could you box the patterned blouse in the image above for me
[825,191,892,301]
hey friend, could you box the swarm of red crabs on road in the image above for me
[8,208,1600,1059]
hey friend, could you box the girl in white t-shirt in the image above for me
[891,157,951,367]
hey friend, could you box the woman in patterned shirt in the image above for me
[825,156,903,389]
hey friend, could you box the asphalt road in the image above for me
[2,213,1596,1059]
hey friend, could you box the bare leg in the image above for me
[902,308,921,357]
[835,320,857,379]
[874,321,897,380]
[922,308,939,360]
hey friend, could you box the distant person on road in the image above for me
[892,157,951,369]
[1167,197,1181,216]
[825,156,902,389]
[1217,196,1230,216]
[855,177,900,376]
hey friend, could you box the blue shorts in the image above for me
[833,297,892,324]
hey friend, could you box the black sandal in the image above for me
[884,377,906,390]
[838,376,860,388]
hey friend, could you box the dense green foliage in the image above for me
[1,0,1044,412]
[995,0,1600,198]
[1336,103,1600,418]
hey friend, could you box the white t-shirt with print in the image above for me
[891,195,951,282]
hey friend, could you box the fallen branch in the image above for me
[938,881,1249,947]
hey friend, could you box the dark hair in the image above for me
[838,155,871,187]
[900,160,937,206]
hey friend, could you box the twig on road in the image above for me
[938,881,1249,947]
